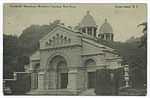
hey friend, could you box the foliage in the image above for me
[3,34,18,78]
[95,69,113,95]
[113,67,125,87]
[138,22,147,33]
[94,68,125,95]
[17,19,61,56]
[3,20,61,79]
[97,38,147,88]
[138,22,147,48]
[4,73,31,95]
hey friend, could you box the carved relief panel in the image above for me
[45,33,71,48]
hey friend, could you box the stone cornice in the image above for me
[82,39,106,49]
[107,57,122,62]
[39,44,82,52]
[107,57,122,60]
[29,65,108,73]
[30,60,40,62]
[103,49,117,54]
[81,53,105,57]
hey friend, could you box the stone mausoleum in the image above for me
[25,11,122,95]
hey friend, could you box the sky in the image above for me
[3,3,147,42]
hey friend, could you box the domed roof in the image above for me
[99,19,113,34]
[79,11,97,28]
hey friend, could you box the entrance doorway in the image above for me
[60,73,68,89]
[48,55,68,89]
[84,59,96,89]
[88,72,96,88]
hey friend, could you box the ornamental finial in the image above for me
[87,10,90,14]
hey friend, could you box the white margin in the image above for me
[0,0,149,98]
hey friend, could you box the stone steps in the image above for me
[26,89,75,95]
[79,89,97,96]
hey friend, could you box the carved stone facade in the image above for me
[45,33,71,48]
[26,24,122,95]
[26,11,122,95]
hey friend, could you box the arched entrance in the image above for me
[84,59,96,89]
[48,55,68,89]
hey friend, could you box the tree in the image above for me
[138,22,147,48]
[3,34,18,78]
[17,20,62,72]
[3,20,63,79]
[138,22,147,85]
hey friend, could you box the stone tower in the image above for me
[78,11,98,37]
[98,19,114,41]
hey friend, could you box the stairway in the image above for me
[26,89,75,96]
[79,89,97,96]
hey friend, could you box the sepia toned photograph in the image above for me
[3,3,147,96]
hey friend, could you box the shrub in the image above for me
[94,67,125,95]
[94,69,113,95]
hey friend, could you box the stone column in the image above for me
[104,34,106,40]
[76,68,86,92]
[111,34,113,41]
[44,71,50,90]
[35,73,38,89]
[31,72,35,90]
[92,28,94,36]
[109,35,112,41]
[67,69,78,94]
[84,71,88,90]
[48,69,57,89]
[85,28,88,34]
[38,72,45,90]
[67,68,85,95]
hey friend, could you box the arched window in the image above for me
[34,63,40,72]
[45,42,49,47]
[49,39,52,46]
[84,59,96,67]
[68,39,71,44]
[53,36,55,46]
[56,34,59,45]
[64,37,67,44]
[60,35,63,45]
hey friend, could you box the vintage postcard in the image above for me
[3,3,147,96]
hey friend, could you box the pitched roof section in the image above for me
[30,50,40,61]
[39,24,82,42]
[82,36,116,53]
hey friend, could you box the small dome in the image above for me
[99,19,113,34]
[79,11,97,28]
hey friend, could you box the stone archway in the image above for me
[48,55,68,89]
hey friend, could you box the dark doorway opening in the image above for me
[60,73,68,89]
[88,72,96,88]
